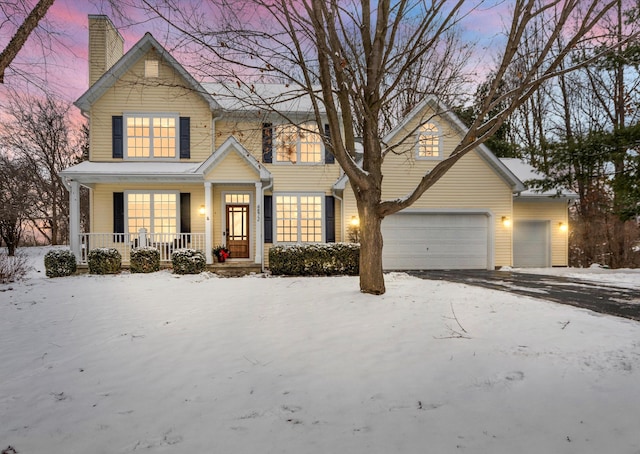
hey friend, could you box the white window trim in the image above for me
[273,192,325,243]
[123,112,180,161]
[273,122,325,166]
[415,120,443,161]
[124,190,180,235]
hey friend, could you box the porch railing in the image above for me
[77,231,206,264]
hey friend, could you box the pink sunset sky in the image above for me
[0,0,509,106]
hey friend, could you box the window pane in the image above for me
[126,115,176,158]
[299,124,322,163]
[127,192,177,236]
[418,122,440,158]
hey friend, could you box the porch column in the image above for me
[204,182,213,264]
[255,181,262,266]
[68,180,81,261]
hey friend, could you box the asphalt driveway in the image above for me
[406,269,640,322]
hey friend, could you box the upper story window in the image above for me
[416,122,441,159]
[274,123,323,164]
[125,114,177,159]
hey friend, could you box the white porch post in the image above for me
[255,181,262,266]
[204,182,213,264]
[69,180,81,261]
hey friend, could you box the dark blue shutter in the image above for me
[179,193,191,246]
[112,116,123,158]
[262,123,273,163]
[179,117,190,159]
[264,195,273,243]
[325,195,335,243]
[324,123,335,164]
[113,192,124,242]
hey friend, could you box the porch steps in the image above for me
[207,262,262,277]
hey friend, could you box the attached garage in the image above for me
[513,220,551,267]
[381,212,492,270]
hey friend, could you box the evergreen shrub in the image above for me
[269,243,359,276]
[44,249,77,278]
[87,248,122,274]
[172,249,206,274]
[130,247,161,273]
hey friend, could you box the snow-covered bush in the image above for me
[172,249,206,274]
[269,243,359,276]
[87,248,122,275]
[130,247,160,273]
[44,249,77,278]
[1,250,31,283]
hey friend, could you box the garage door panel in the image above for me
[382,213,489,270]
[513,220,550,267]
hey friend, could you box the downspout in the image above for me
[332,188,344,243]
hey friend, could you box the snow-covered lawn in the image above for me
[1,247,639,453]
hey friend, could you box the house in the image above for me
[60,15,574,271]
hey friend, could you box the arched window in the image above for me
[416,122,441,159]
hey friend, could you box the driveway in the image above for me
[406,269,640,322]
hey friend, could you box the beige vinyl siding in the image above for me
[88,16,123,86]
[342,105,515,267]
[514,198,569,266]
[91,183,206,235]
[205,151,259,182]
[90,48,213,162]
[216,120,343,192]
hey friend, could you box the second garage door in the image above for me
[381,212,490,270]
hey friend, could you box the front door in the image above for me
[226,204,250,258]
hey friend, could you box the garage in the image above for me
[381,212,491,270]
[513,220,550,267]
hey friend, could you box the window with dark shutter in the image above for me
[325,195,335,242]
[262,123,273,163]
[113,192,124,242]
[324,123,335,164]
[112,116,123,158]
[264,195,273,243]
[179,117,190,159]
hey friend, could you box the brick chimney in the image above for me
[88,15,124,86]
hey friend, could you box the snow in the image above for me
[503,265,640,290]
[500,158,577,198]
[1,247,640,453]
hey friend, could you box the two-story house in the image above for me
[60,15,575,272]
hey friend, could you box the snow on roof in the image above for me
[59,161,203,185]
[203,82,326,115]
[500,158,577,198]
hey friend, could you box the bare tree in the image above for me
[0,91,85,245]
[0,154,34,255]
[136,0,635,294]
[0,0,55,83]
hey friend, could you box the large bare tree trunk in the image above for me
[357,195,386,295]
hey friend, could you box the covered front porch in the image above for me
[60,137,272,271]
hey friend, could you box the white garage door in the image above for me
[513,220,550,267]
[381,213,490,270]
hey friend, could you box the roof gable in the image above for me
[386,96,524,193]
[75,33,220,113]
[197,136,271,182]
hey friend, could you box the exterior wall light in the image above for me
[559,222,568,232]
[199,205,206,216]
[350,215,360,227]
[501,216,511,228]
